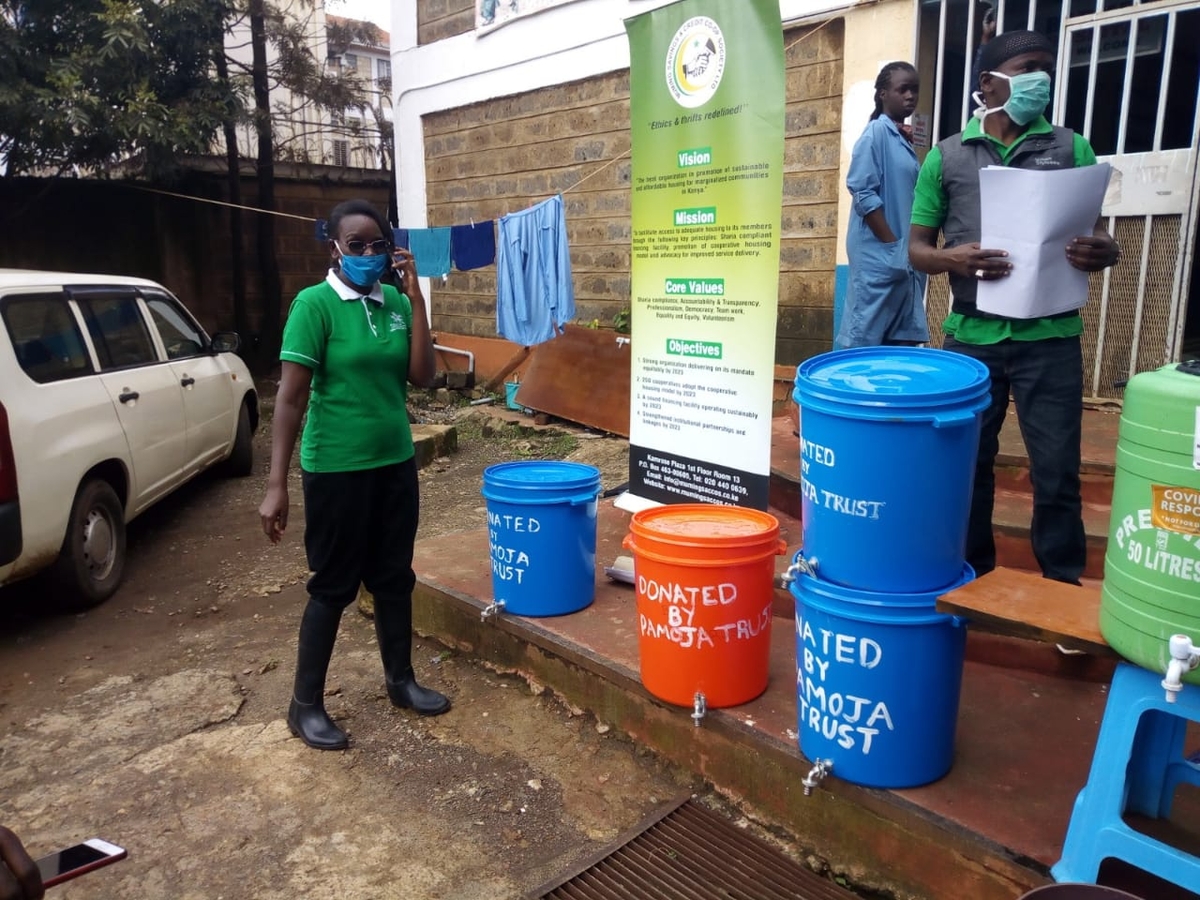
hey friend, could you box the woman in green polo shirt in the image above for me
[259,198,450,751]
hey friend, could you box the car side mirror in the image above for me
[211,331,241,354]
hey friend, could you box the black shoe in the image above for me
[287,697,349,750]
[386,671,451,716]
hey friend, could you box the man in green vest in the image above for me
[909,30,1121,585]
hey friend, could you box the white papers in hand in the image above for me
[977,163,1112,319]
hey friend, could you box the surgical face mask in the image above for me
[974,70,1051,126]
[336,243,390,287]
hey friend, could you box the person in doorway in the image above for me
[969,2,998,94]
[0,826,42,900]
[259,198,451,751]
[835,62,929,349]
[908,30,1121,585]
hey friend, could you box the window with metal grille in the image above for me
[1060,9,1200,156]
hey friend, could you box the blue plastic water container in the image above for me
[793,347,990,594]
[481,461,602,616]
[789,562,973,788]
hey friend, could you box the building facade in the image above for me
[392,0,1199,397]
[219,2,390,171]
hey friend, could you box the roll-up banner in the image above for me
[623,0,785,511]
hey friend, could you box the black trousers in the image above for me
[301,459,420,610]
[944,335,1086,584]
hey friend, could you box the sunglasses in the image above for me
[338,239,391,255]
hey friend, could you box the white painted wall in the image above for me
[834,0,919,266]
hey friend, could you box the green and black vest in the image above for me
[938,124,1077,317]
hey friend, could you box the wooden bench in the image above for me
[936,565,1118,658]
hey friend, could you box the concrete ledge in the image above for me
[411,423,457,469]
[412,575,1048,900]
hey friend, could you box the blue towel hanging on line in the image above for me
[407,227,451,278]
[450,222,496,271]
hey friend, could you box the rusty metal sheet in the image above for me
[514,325,631,437]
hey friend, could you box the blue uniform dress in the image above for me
[835,116,929,349]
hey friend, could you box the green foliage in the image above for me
[0,0,231,177]
[613,306,631,334]
[0,0,382,177]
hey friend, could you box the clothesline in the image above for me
[129,17,828,232]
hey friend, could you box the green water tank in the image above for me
[1100,361,1200,680]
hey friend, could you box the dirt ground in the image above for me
[0,388,718,899]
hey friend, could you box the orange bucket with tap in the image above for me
[623,504,786,709]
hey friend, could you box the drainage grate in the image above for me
[530,797,857,900]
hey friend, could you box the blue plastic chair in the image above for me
[1053,662,1200,892]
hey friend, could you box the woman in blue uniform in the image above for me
[835,62,928,349]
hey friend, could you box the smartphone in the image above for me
[35,838,127,888]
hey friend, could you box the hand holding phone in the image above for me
[0,827,43,900]
[34,839,125,889]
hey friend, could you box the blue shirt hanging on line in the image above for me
[496,195,575,346]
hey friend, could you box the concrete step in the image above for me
[992,487,1111,581]
[411,423,457,469]
[993,458,1115,507]
[410,501,1109,900]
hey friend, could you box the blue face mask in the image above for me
[976,70,1051,126]
[336,244,390,287]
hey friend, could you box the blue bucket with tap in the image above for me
[788,556,973,788]
[793,347,989,594]
[481,461,602,617]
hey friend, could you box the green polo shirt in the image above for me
[911,116,1098,344]
[280,272,415,473]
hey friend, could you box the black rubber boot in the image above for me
[287,599,349,750]
[375,599,451,716]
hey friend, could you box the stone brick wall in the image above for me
[777,19,844,364]
[421,18,843,366]
[424,72,632,338]
[418,0,474,44]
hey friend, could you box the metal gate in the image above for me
[1057,0,1200,396]
[918,0,1200,398]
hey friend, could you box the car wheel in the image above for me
[224,402,253,477]
[52,478,126,610]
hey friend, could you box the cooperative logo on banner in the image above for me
[665,16,726,109]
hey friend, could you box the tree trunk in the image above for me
[249,0,283,370]
[214,46,251,346]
